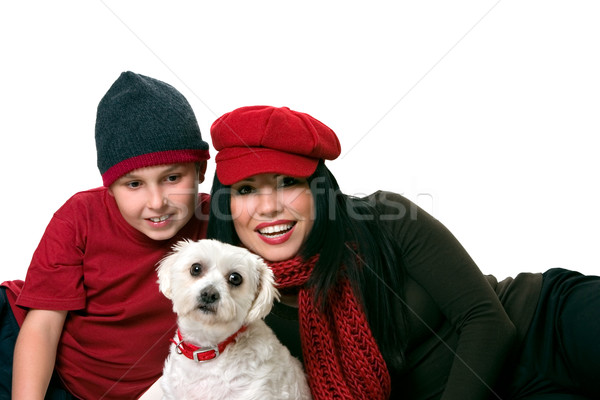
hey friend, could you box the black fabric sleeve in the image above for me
[373,191,516,400]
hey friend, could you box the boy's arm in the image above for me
[13,309,67,399]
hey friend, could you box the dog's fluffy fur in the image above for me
[157,239,311,400]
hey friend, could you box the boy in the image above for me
[0,71,210,399]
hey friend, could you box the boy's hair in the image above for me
[95,71,210,187]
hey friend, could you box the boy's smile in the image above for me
[109,163,202,241]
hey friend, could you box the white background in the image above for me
[1,1,599,283]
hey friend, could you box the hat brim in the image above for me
[215,147,319,185]
[102,149,210,187]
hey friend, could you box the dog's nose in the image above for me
[200,286,220,304]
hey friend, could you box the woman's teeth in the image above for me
[258,223,294,237]
[149,215,170,223]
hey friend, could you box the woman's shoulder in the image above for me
[357,190,464,256]
[362,190,406,201]
[359,190,434,223]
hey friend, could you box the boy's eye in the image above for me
[127,181,141,189]
[166,174,180,183]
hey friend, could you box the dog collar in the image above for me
[170,326,247,362]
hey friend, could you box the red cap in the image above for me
[211,106,341,185]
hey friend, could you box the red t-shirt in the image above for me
[2,187,209,399]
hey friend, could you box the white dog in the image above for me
[156,239,311,400]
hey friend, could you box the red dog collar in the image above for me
[170,326,247,362]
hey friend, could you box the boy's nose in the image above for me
[147,187,167,209]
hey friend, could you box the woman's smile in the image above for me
[230,174,314,262]
[256,220,297,245]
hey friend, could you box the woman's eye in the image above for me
[228,272,243,286]
[190,263,202,277]
[235,185,254,195]
[280,177,299,187]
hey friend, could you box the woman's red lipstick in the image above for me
[255,220,296,245]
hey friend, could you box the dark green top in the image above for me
[265,191,542,400]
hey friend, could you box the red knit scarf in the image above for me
[267,254,391,400]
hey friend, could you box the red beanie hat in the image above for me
[210,106,341,185]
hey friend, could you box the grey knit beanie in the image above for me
[95,71,210,187]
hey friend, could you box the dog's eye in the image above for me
[228,272,243,286]
[190,263,202,277]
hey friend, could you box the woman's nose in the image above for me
[255,188,282,217]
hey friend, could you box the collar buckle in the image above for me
[193,346,219,362]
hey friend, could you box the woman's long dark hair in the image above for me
[207,161,407,369]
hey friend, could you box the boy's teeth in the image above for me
[150,215,170,223]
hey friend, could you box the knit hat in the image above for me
[210,106,341,185]
[96,71,210,187]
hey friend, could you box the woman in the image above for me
[206,105,600,400]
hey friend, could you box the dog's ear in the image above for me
[157,239,191,299]
[245,256,279,323]
[156,250,177,300]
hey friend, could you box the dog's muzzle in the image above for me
[197,285,220,312]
